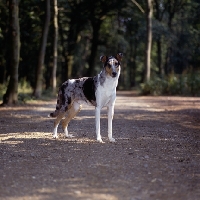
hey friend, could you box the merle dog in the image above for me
[49,53,123,143]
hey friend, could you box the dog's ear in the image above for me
[100,55,108,63]
[115,53,123,61]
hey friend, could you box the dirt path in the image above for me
[0,92,200,200]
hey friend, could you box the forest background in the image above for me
[0,0,200,105]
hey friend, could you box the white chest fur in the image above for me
[96,74,119,108]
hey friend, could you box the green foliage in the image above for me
[17,79,33,103]
[140,77,168,95]
[140,72,200,96]
[41,87,57,100]
[0,79,33,102]
[0,84,7,100]
[0,0,200,98]
[187,72,200,96]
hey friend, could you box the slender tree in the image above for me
[154,0,165,77]
[87,0,126,77]
[33,0,50,98]
[145,0,153,82]
[164,0,186,75]
[64,0,87,80]
[65,20,79,79]
[2,0,20,105]
[51,0,58,94]
[87,20,102,77]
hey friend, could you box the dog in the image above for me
[49,53,123,143]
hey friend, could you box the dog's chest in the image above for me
[96,76,118,107]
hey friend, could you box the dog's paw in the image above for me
[53,134,58,139]
[109,137,116,143]
[97,138,104,143]
[66,134,74,138]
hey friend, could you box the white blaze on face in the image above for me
[106,58,120,77]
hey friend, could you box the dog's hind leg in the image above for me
[62,101,82,138]
[53,111,66,138]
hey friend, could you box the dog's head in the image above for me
[100,53,123,78]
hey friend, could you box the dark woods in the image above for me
[0,0,200,104]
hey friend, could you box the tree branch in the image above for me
[131,0,145,13]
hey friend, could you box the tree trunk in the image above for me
[145,0,153,82]
[157,37,164,77]
[164,0,175,75]
[51,0,58,94]
[65,22,79,80]
[87,21,101,77]
[58,11,68,83]
[2,0,20,105]
[130,37,138,87]
[33,0,50,98]
[154,0,164,77]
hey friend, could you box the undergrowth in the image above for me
[0,79,33,103]
[0,79,57,103]
[140,72,200,96]
[1,72,200,103]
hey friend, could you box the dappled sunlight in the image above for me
[116,94,200,112]
[180,120,200,130]
[0,131,99,144]
[0,132,52,140]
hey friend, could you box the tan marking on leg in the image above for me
[62,102,82,134]
[54,111,65,127]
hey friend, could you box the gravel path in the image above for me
[0,92,200,200]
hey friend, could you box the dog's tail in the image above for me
[48,88,62,118]
[48,111,58,118]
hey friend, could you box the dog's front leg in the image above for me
[107,105,115,142]
[95,107,103,143]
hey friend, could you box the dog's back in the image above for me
[49,77,98,117]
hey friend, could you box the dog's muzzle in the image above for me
[112,72,117,77]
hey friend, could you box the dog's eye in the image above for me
[107,63,111,68]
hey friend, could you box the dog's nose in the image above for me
[112,72,117,77]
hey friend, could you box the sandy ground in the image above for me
[0,91,200,200]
